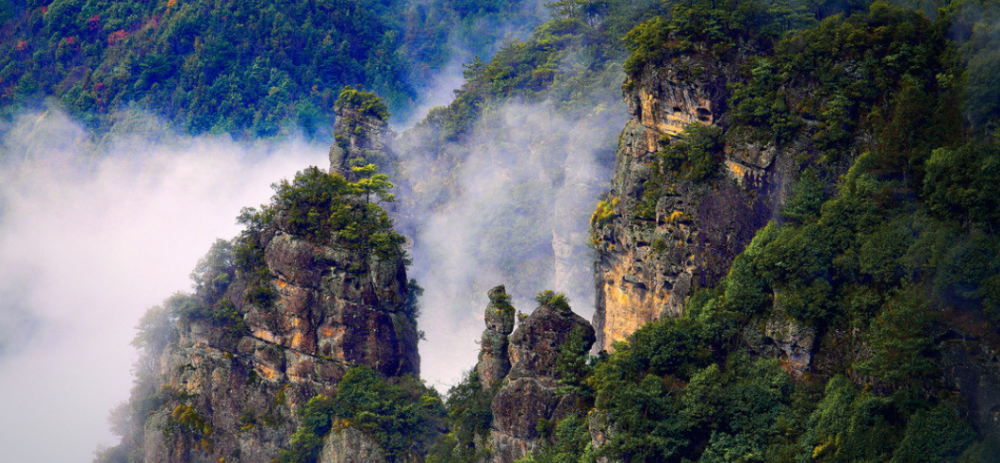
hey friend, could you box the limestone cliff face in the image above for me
[252,227,418,379]
[625,62,727,141]
[479,297,596,463]
[591,59,786,352]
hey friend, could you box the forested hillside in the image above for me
[0,0,546,138]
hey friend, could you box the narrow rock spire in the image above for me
[477,285,516,390]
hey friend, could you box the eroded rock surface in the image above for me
[110,109,418,463]
[478,285,516,390]
[487,300,595,463]
[319,428,388,463]
[135,225,416,463]
[329,89,394,180]
[592,58,786,352]
[743,308,817,377]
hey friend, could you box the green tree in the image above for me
[277,366,445,463]
[923,143,1000,232]
[658,123,724,182]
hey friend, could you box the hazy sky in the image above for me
[0,109,327,462]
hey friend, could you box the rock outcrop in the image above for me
[591,58,787,352]
[319,428,388,463]
[742,307,817,378]
[132,217,416,463]
[107,97,418,463]
[477,286,516,390]
[329,87,394,180]
[485,296,596,463]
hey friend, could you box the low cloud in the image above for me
[396,96,626,389]
[0,107,327,463]
[0,63,626,463]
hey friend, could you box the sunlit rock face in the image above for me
[625,63,726,140]
[134,220,417,463]
[592,57,788,353]
[254,228,419,380]
[487,302,595,463]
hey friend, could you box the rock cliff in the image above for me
[104,95,418,463]
[127,204,415,463]
[328,86,395,180]
[591,58,787,353]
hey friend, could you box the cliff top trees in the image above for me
[335,86,392,122]
[239,164,404,260]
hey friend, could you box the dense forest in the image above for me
[0,0,546,137]
[6,0,1000,461]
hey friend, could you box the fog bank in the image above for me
[396,98,626,389]
[0,108,326,463]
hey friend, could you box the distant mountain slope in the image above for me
[0,0,546,138]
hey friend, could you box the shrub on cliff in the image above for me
[630,123,723,222]
[236,164,405,264]
[276,366,445,463]
[658,123,723,182]
[535,290,572,313]
[426,369,495,463]
[622,0,794,75]
[336,86,392,122]
[923,142,1000,233]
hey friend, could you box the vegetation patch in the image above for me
[275,366,445,463]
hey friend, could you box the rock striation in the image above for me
[591,57,787,353]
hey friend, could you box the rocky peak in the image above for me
[507,300,594,381]
[106,151,418,463]
[481,292,595,463]
[329,86,393,180]
[477,285,516,390]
